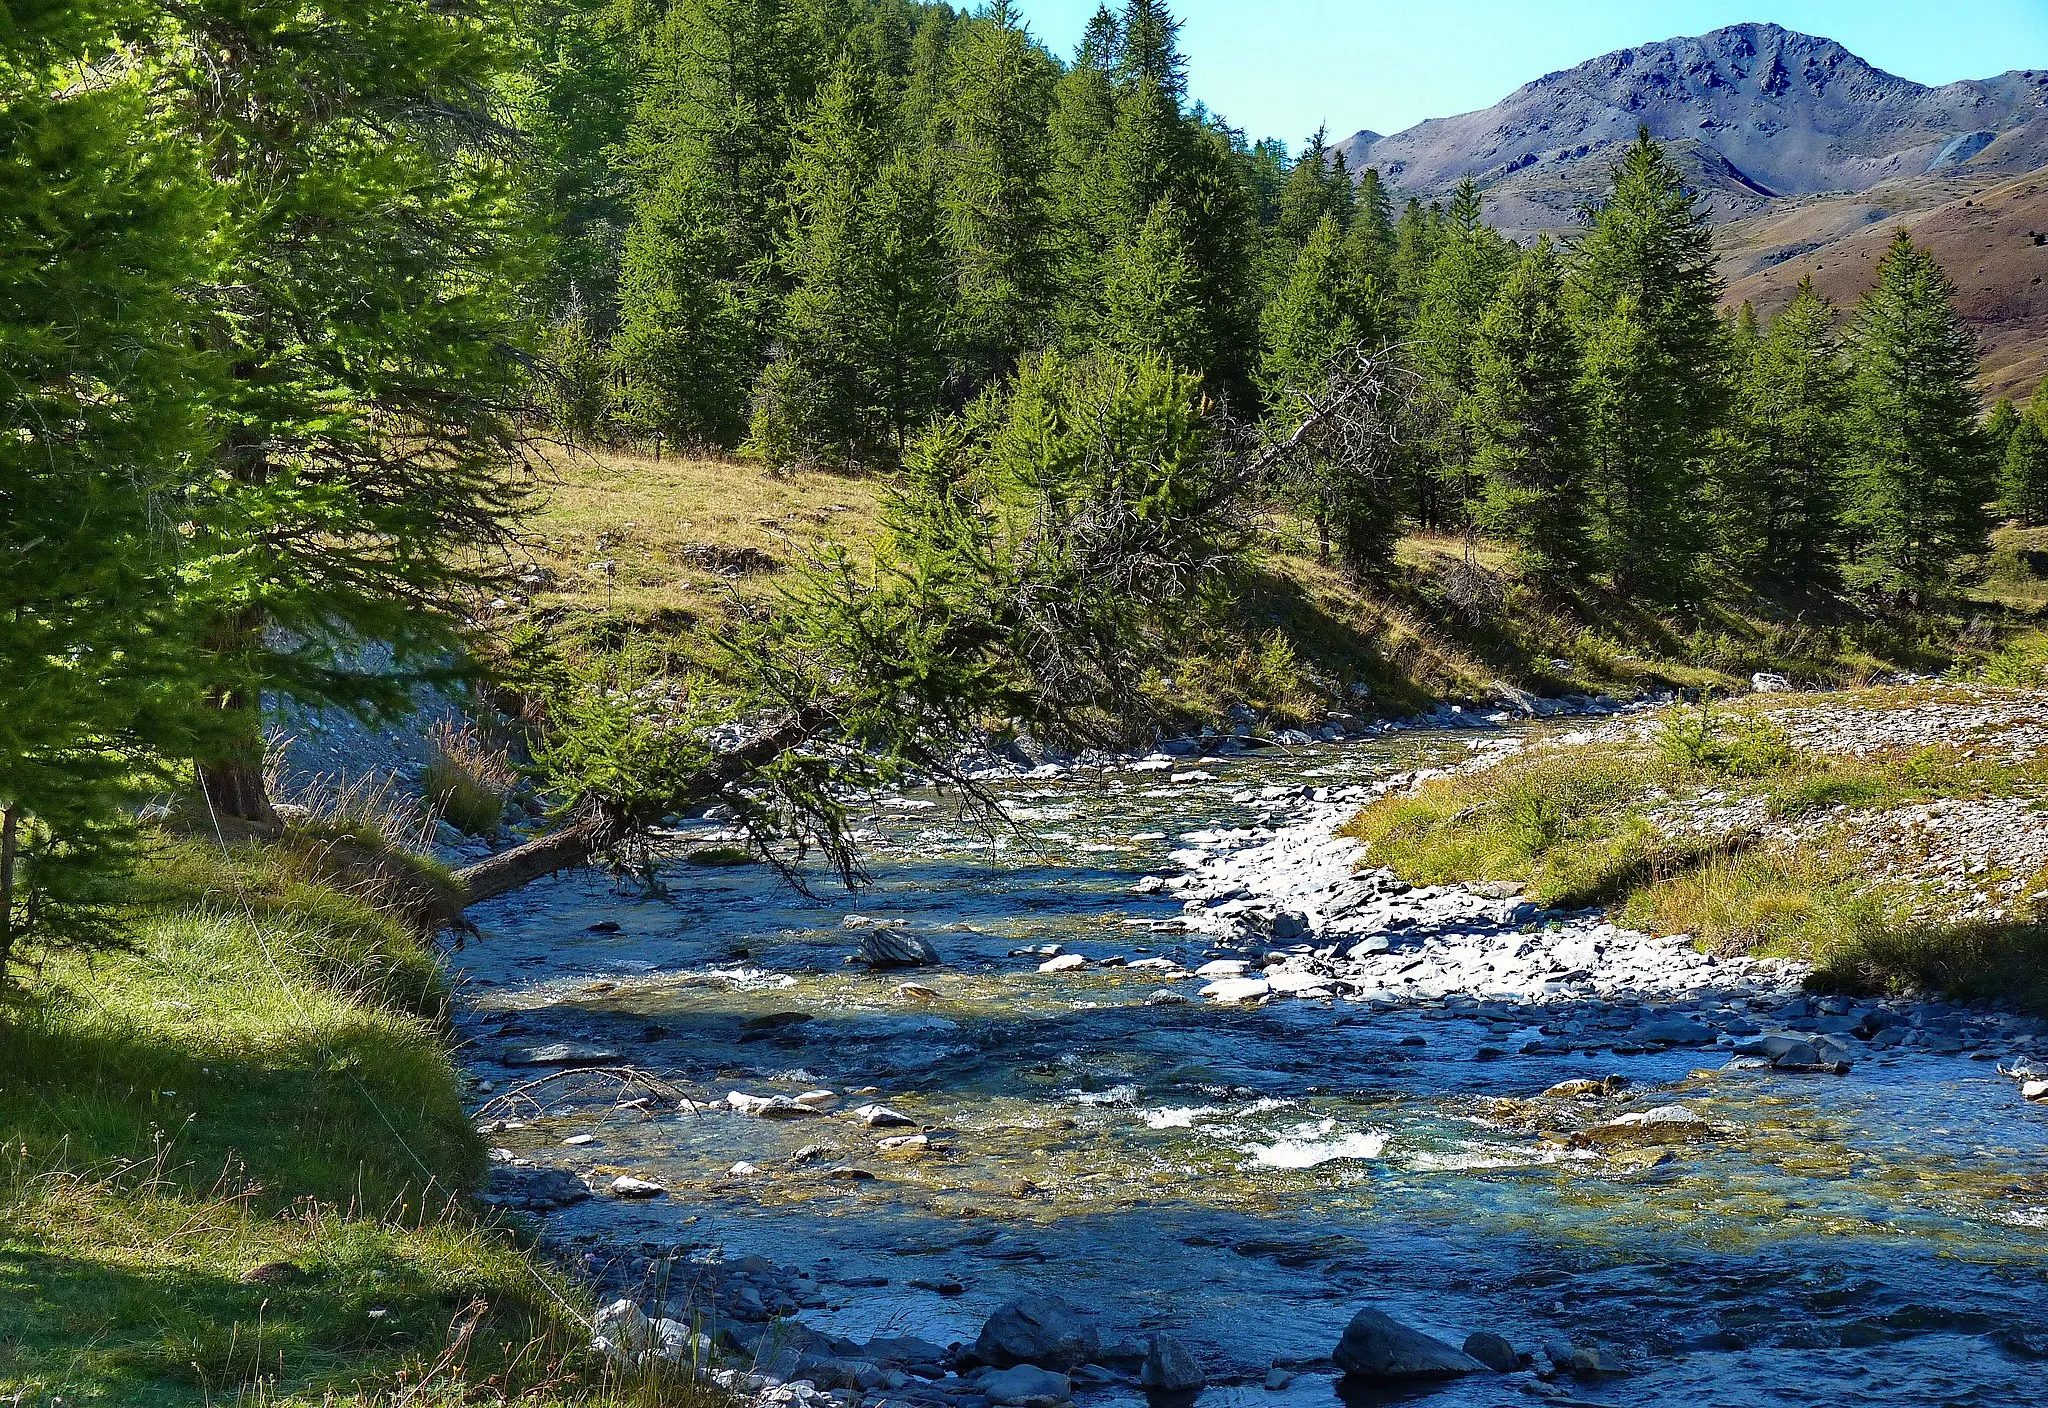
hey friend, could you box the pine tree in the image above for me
[1275,127,1347,251]
[1113,0,1187,101]
[1259,216,1395,574]
[613,0,803,446]
[1391,197,1441,314]
[1571,129,1729,598]
[1409,179,1515,530]
[939,0,1057,383]
[542,305,616,446]
[1844,230,1994,595]
[1350,167,1396,282]
[2002,377,2048,527]
[752,57,947,467]
[1469,238,1590,575]
[1100,198,1206,366]
[0,0,213,975]
[509,0,640,330]
[1720,279,1850,587]
[166,0,543,820]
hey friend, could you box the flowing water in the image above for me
[457,727,2048,1407]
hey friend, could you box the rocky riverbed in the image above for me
[456,698,2048,1408]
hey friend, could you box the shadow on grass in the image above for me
[1809,916,2048,1015]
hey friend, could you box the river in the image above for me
[456,724,2048,1407]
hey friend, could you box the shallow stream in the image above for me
[458,726,2048,1407]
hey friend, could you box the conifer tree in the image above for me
[1409,179,1515,529]
[1101,198,1206,366]
[2002,377,2048,527]
[0,0,212,973]
[1349,167,1397,284]
[1275,127,1347,251]
[166,0,542,820]
[1047,46,1120,342]
[939,0,1057,383]
[1391,197,1442,314]
[752,56,947,466]
[1114,0,1187,101]
[1571,130,1728,598]
[613,0,803,446]
[1259,216,1395,574]
[1844,230,1994,595]
[1719,279,1850,587]
[1469,238,1590,575]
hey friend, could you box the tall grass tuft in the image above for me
[423,719,519,836]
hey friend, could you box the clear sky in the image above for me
[1011,1,2048,147]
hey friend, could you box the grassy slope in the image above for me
[1340,677,2048,1012]
[491,447,2015,733]
[0,837,666,1406]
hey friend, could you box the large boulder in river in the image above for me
[854,927,940,968]
[1332,1308,1485,1380]
[976,1296,1099,1371]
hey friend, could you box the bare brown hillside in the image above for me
[1720,168,2048,401]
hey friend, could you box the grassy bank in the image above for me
[1340,683,2048,1012]
[0,835,669,1405]
[493,448,2021,736]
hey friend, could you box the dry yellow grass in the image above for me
[511,446,887,628]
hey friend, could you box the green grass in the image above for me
[487,449,2007,742]
[0,835,711,1406]
[1340,691,2048,1011]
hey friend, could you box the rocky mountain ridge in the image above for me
[1338,23,2048,235]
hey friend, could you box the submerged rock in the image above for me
[855,927,941,968]
[504,1041,620,1067]
[976,1295,1100,1371]
[1332,1308,1485,1380]
[1573,1105,1713,1148]
[981,1365,1073,1407]
[1140,1334,1206,1394]
[1461,1331,1520,1373]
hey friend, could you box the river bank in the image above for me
[454,699,2048,1408]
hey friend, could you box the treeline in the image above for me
[525,0,2002,602]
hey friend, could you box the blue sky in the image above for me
[1012,1,2048,147]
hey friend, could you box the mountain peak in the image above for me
[1337,25,2048,236]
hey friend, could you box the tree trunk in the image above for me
[197,604,279,825]
[454,811,607,906]
[0,805,17,984]
[449,707,824,914]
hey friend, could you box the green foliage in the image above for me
[1408,179,1516,522]
[541,305,616,445]
[1258,215,1395,577]
[1571,129,1730,598]
[1100,197,1207,365]
[1470,236,1591,575]
[1844,230,1995,595]
[749,55,947,467]
[160,0,542,812]
[0,1,212,976]
[1653,703,1797,777]
[939,1,1057,382]
[1717,277,1850,587]
[2000,377,2048,527]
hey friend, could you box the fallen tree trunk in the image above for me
[452,709,823,910]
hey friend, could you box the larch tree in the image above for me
[0,0,212,975]
[163,0,542,821]
[1409,179,1515,531]
[939,0,1057,386]
[1571,129,1728,599]
[1721,278,1850,588]
[1259,215,1395,575]
[612,0,803,446]
[1100,197,1206,367]
[1844,230,1995,596]
[1469,237,1591,576]
[2001,377,2048,528]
